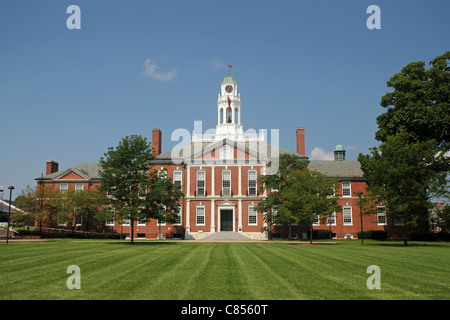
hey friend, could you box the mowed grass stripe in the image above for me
[1,240,449,300]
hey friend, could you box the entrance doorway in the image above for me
[220,210,233,231]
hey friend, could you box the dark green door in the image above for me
[221,210,233,231]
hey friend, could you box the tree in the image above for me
[146,169,184,239]
[15,184,58,231]
[99,135,154,244]
[256,154,307,239]
[99,135,183,243]
[47,189,103,232]
[358,130,448,245]
[376,51,450,158]
[279,169,340,244]
[256,154,340,242]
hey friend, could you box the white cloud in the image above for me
[142,59,176,81]
[309,147,334,160]
[210,59,225,69]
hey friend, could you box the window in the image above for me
[173,170,182,187]
[60,183,68,192]
[122,219,130,226]
[377,206,387,225]
[248,170,257,196]
[74,215,82,226]
[158,169,167,178]
[105,207,115,226]
[221,145,233,160]
[196,206,205,225]
[75,183,84,192]
[248,205,257,225]
[342,181,351,197]
[343,206,352,225]
[222,170,231,196]
[312,213,320,226]
[394,213,403,226]
[327,212,336,225]
[196,170,205,196]
[137,218,147,226]
[173,211,181,225]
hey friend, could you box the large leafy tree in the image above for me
[358,130,448,245]
[256,154,307,239]
[48,189,103,232]
[376,51,449,159]
[15,184,58,231]
[257,154,340,242]
[99,135,183,243]
[360,52,449,245]
[279,169,340,244]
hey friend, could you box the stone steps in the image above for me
[200,231,252,241]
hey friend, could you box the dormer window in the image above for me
[221,145,233,160]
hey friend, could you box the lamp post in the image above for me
[357,191,364,244]
[6,186,15,245]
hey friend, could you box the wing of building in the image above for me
[35,73,399,240]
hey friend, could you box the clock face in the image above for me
[225,85,233,93]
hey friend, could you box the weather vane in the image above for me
[227,63,232,75]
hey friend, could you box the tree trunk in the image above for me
[130,217,134,244]
[403,224,408,246]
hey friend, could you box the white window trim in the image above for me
[196,205,205,226]
[312,213,320,226]
[75,183,84,192]
[222,169,231,196]
[60,183,68,192]
[196,170,205,196]
[173,211,182,226]
[343,205,353,225]
[248,205,257,226]
[342,181,351,197]
[248,169,257,196]
[327,212,337,226]
[173,170,182,186]
[377,206,387,226]
[105,207,115,226]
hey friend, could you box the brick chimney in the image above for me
[152,128,162,155]
[296,127,305,156]
[46,160,59,175]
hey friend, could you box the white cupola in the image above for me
[216,73,243,137]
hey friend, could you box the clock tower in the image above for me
[216,73,243,137]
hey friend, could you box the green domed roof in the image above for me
[335,144,345,151]
[222,76,237,84]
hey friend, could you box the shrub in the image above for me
[356,230,388,240]
[16,230,122,239]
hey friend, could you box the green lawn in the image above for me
[0,239,449,300]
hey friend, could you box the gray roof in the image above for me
[37,163,101,181]
[154,138,305,163]
[307,160,364,180]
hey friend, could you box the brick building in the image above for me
[35,73,397,240]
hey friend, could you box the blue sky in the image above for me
[1,0,449,198]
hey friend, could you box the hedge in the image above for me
[356,230,388,240]
[16,230,123,239]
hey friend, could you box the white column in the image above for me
[211,199,215,233]
[231,106,235,124]
[186,165,191,197]
[186,199,191,233]
[238,199,243,232]
[218,107,221,125]
[238,107,241,124]
[238,165,242,196]
[211,165,215,196]
[223,107,227,124]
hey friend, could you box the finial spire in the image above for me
[227,63,232,76]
